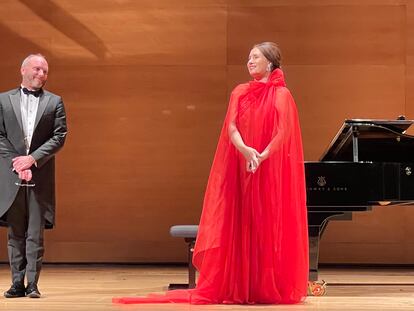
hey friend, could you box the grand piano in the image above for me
[169,118,414,293]
[306,118,414,283]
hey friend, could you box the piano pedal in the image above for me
[307,280,327,296]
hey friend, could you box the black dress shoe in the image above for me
[26,283,41,298]
[4,283,25,298]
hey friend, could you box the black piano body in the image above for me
[306,119,414,281]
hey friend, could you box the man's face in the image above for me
[21,56,49,90]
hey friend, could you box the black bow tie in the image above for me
[22,87,43,97]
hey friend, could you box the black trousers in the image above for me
[6,186,45,285]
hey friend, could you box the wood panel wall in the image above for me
[0,0,413,264]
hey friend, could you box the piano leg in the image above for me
[308,225,321,282]
[308,224,328,296]
[307,212,352,296]
[307,211,350,281]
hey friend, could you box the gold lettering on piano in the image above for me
[307,187,348,192]
[308,176,348,191]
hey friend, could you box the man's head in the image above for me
[21,54,49,90]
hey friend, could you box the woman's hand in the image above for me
[241,146,260,173]
[246,149,270,173]
[246,160,258,173]
[258,149,270,163]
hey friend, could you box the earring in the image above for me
[266,63,273,72]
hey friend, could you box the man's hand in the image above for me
[12,155,36,173]
[18,169,32,181]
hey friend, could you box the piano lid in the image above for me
[320,119,414,162]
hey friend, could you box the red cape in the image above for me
[114,69,309,304]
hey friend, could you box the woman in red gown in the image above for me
[114,42,309,305]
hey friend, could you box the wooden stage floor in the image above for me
[0,264,414,310]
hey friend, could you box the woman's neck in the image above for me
[254,71,271,82]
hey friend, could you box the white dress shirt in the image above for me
[20,87,40,154]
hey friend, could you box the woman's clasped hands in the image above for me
[241,146,269,173]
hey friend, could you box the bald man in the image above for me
[0,54,67,298]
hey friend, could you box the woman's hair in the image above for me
[253,42,282,71]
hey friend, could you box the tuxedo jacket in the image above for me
[0,88,67,229]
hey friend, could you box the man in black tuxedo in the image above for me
[0,54,67,298]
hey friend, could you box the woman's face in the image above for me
[247,47,270,80]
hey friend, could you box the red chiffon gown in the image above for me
[113,68,309,304]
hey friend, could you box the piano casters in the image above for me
[308,280,327,296]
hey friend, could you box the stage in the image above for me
[0,264,413,310]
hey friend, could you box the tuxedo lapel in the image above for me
[34,93,51,131]
[9,92,23,131]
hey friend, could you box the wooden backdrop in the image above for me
[0,0,413,264]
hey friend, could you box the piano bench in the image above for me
[168,225,198,290]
